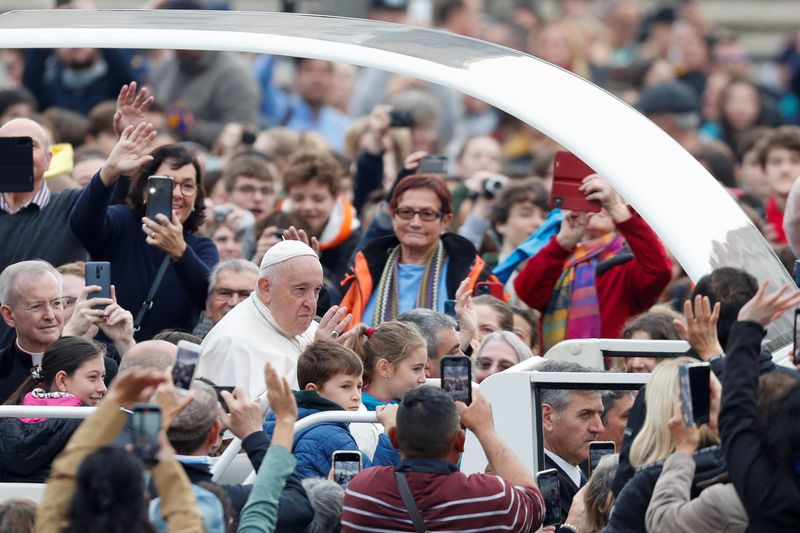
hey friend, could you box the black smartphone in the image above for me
[84,261,111,310]
[146,175,173,223]
[440,355,472,405]
[679,362,711,425]
[794,309,800,365]
[536,468,562,526]
[388,109,415,128]
[0,136,34,193]
[588,441,616,478]
[332,450,362,487]
[444,299,457,320]
[132,403,162,467]
[418,155,448,174]
[213,385,236,413]
[172,340,202,390]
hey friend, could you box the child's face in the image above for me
[387,346,428,399]
[765,146,800,200]
[317,372,363,411]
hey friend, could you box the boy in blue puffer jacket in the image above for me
[263,341,400,479]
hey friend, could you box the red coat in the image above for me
[514,213,673,340]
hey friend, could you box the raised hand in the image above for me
[101,122,157,186]
[219,386,264,440]
[555,211,588,250]
[314,305,354,343]
[455,277,477,350]
[99,285,135,356]
[113,81,155,136]
[738,281,800,326]
[674,295,723,361]
[283,225,320,256]
[142,213,187,261]
[61,284,108,339]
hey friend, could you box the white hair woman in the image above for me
[473,330,535,383]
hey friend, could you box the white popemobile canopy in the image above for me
[0,8,793,349]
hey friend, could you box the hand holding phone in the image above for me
[213,385,236,413]
[440,356,472,405]
[550,151,601,213]
[84,261,111,310]
[588,441,615,478]
[172,340,202,390]
[146,175,173,223]
[332,450,362,487]
[132,403,162,467]
[536,468,562,526]
[794,309,800,365]
[418,155,448,174]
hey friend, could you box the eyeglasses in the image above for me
[393,207,444,221]
[235,185,274,196]
[213,288,252,301]
[14,298,66,314]
[173,180,198,196]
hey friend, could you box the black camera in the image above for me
[389,109,415,129]
[482,177,505,199]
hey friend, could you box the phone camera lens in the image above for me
[553,197,563,207]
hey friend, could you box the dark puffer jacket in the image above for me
[603,445,727,533]
[0,417,81,482]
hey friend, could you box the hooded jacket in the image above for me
[339,232,497,329]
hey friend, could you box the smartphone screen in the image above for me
[418,155,448,174]
[146,175,173,223]
[84,261,111,310]
[678,364,694,425]
[440,356,472,405]
[132,403,162,467]
[0,136,34,193]
[536,468,562,526]
[588,441,615,478]
[444,299,457,319]
[688,363,711,425]
[213,385,236,413]
[172,340,202,390]
[332,450,362,487]
[794,309,800,365]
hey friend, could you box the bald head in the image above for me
[119,340,177,372]
[0,118,52,183]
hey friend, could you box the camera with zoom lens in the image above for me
[482,177,505,199]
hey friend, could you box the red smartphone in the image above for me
[550,151,601,213]
[476,281,505,299]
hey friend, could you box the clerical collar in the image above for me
[16,339,44,365]
[251,294,295,340]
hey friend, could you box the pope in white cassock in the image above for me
[195,239,342,398]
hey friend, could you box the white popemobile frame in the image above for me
[0,7,793,493]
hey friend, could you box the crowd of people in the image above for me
[1,0,800,531]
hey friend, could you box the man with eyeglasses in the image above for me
[192,259,259,339]
[0,260,118,403]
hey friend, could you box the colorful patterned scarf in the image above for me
[373,240,445,326]
[542,233,624,351]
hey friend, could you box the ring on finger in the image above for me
[331,330,340,339]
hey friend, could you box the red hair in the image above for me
[389,174,452,215]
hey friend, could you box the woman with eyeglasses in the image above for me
[340,173,499,328]
[69,123,219,341]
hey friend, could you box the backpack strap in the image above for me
[395,471,430,533]
[133,256,171,333]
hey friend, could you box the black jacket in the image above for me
[150,431,313,532]
[320,228,361,288]
[0,416,81,482]
[603,445,727,533]
[544,454,581,524]
[720,321,800,531]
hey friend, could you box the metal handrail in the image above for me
[0,406,96,419]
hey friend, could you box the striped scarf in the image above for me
[542,233,624,351]
[373,241,445,326]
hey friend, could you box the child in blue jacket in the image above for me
[264,341,399,479]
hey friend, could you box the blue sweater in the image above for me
[69,173,218,341]
[264,403,399,480]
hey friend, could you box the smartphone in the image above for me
[213,385,236,414]
[0,136,34,193]
[444,299,457,320]
[536,468,562,526]
[550,151,601,213]
[418,155,448,174]
[146,175,173,223]
[794,309,800,365]
[84,261,111,310]
[679,362,711,425]
[440,355,472,405]
[388,109,415,128]
[475,281,505,300]
[172,340,202,390]
[332,450,362,487]
[588,441,615,478]
[132,403,162,467]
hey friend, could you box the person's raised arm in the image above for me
[100,122,156,188]
[457,389,537,489]
[673,295,724,362]
[114,81,155,137]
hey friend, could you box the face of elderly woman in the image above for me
[475,339,521,383]
[392,188,452,254]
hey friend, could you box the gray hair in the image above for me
[258,261,286,283]
[300,478,344,533]
[207,258,259,296]
[475,331,533,364]
[538,360,599,416]
[398,309,457,359]
[601,390,636,426]
[0,260,62,306]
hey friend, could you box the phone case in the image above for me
[688,363,711,425]
[146,176,173,223]
[132,404,162,466]
[551,151,602,213]
[536,469,562,526]
[419,155,448,174]
[84,261,111,309]
[0,137,34,193]
[476,282,505,300]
